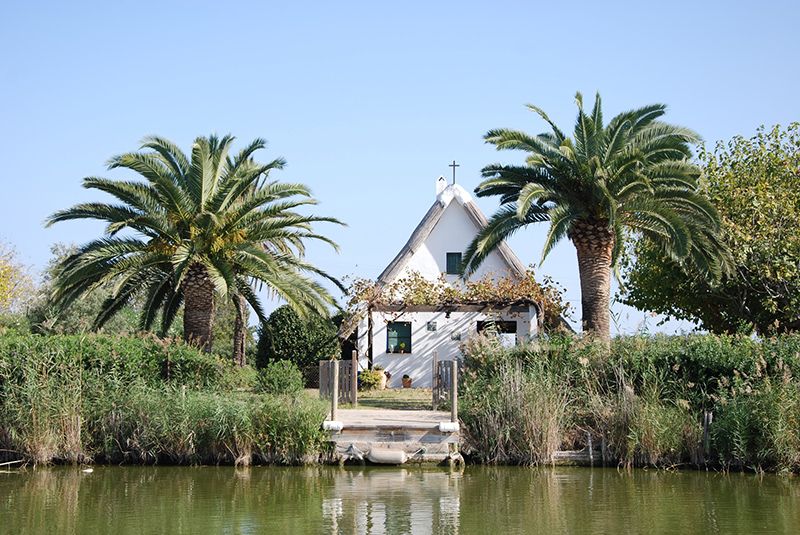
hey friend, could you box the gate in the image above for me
[432,353,462,412]
[319,355,358,406]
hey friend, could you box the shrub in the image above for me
[359,369,384,391]
[256,305,339,375]
[257,360,304,396]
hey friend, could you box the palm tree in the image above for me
[463,93,728,340]
[47,135,343,354]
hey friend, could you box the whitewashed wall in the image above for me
[356,307,537,388]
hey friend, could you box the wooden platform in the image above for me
[326,409,461,464]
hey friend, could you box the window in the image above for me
[446,252,462,275]
[477,320,518,347]
[387,322,412,353]
[477,320,517,334]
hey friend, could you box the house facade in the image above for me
[354,176,538,388]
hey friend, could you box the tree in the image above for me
[0,243,33,311]
[463,93,727,341]
[256,304,339,373]
[623,124,800,334]
[47,135,343,355]
[27,244,140,335]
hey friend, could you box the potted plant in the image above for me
[398,342,407,354]
[402,374,412,388]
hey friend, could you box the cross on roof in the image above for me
[449,160,459,184]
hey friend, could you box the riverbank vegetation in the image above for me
[0,333,328,466]
[460,333,800,472]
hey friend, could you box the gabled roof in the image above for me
[377,183,527,284]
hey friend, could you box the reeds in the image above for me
[461,333,800,472]
[0,333,327,466]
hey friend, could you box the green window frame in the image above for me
[387,321,412,353]
[446,252,462,275]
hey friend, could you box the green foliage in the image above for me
[212,295,255,358]
[87,385,327,465]
[257,360,304,396]
[256,305,339,371]
[460,335,570,464]
[460,333,800,471]
[27,244,145,336]
[0,334,326,465]
[358,369,384,391]
[45,135,343,351]
[0,333,253,390]
[0,313,31,335]
[624,123,800,335]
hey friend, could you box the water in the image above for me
[1,465,798,534]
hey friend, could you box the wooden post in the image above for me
[702,410,713,462]
[319,361,328,399]
[351,350,358,408]
[432,350,439,411]
[331,360,339,421]
[450,359,458,423]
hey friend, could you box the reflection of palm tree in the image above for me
[464,93,728,340]
[48,135,343,356]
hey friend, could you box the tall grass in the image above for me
[460,336,571,464]
[0,333,327,466]
[460,333,800,472]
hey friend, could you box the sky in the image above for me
[1,0,798,333]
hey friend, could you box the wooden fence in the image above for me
[319,351,359,416]
[432,353,461,422]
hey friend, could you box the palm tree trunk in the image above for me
[571,220,614,341]
[183,262,215,351]
[232,294,247,367]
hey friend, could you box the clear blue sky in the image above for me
[2,1,798,333]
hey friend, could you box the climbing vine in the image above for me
[345,269,571,332]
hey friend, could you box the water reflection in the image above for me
[321,468,461,533]
[1,465,798,534]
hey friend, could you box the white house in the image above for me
[351,176,539,388]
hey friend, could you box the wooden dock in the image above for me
[325,409,461,464]
[320,357,462,465]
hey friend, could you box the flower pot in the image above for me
[402,377,412,388]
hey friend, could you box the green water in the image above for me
[1,465,798,534]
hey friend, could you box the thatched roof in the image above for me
[377,184,526,285]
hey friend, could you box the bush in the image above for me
[358,369,384,391]
[256,306,339,374]
[0,332,257,391]
[257,360,304,396]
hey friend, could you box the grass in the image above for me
[355,387,434,410]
